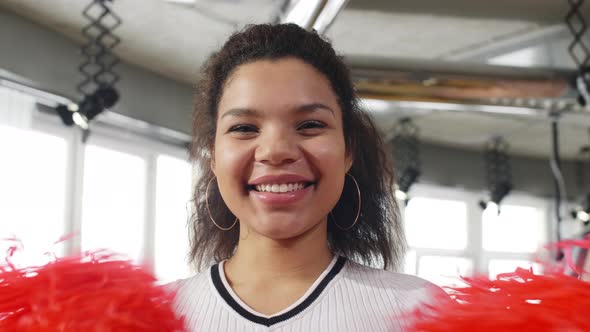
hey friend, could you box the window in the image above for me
[403,184,550,286]
[154,155,193,282]
[403,249,417,274]
[405,197,468,250]
[483,204,544,253]
[0,86,68,264]
[418,256,472,287]
[488,259,542,279]
[0,125,68,264]
[481,200,547,280]
[403,194,471,286]
[80,145,147,261]
[0,85,194,281]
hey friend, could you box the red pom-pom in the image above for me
[407,269,590,331]
[406,236,590,332]
[0,248,185,331]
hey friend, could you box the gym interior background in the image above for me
[1,0,590,284]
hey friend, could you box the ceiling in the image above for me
[1,0,590,159]
[347,0,579,23]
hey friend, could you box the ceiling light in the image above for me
[575,209,590,223]
[67,103,79,112]
[395,189,408,202]
[72,112,89,130]
[479,137,512,214]
[392,118,421,204]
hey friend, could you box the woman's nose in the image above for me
[255,128,300,166]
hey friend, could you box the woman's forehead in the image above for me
[218,58,340,117]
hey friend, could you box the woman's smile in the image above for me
[247,173,316,205]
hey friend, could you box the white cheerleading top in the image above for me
[171,255,440,332]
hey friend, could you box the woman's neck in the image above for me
[224,220,333,285]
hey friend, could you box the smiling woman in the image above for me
[170,23,443,331]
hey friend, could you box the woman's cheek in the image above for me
[215,139,253,181]
[307,136,347,168]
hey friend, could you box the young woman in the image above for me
[172,23,441,331]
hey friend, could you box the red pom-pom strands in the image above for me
[407,269,590,331]
[0,243,185,331]
[406,235,590,332]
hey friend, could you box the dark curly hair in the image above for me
[189,23,406,271]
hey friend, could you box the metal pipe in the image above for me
[0,76,74,108]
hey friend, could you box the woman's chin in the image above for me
[250,218,317,240]
[254,225,305,240]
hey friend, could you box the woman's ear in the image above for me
[210,159,216,176]
[345,152,353,174]
[210,148,217,176]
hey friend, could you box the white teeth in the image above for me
[254,182,309,193]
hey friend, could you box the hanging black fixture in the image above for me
[571,193,590,224]
[56,0,122,130]
[571,145,590,225]
[391,118,421,203]
[566,0,590,106]
[479,137,513,215]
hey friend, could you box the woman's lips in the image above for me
[249,184,313,205]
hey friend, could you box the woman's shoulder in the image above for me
[165,268,211,296]
[341,259,446,301]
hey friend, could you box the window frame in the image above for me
[480,193,550,274]
[21,106,191,273]
[403,183,552,278]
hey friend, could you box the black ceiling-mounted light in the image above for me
[391,118,421,204]
[55,0,121,132]
[571,195,590,224]
[55,103,77,127]
[56,86,120,129]
[571,145,590,225]
[479,136,513,215]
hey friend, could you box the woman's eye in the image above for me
[298,120,326,131]
[228,124,258,133]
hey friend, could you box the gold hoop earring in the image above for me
[331,173,361,231]
[205,177,238,231]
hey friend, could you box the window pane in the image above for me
[418,255,472,287]
[154,155,192,282]
[483,205,544,253]
[0,126,67,263]
[488,259,542,278]
[403,249,417,275]
[405,197,468,249]
[81,145,145,261]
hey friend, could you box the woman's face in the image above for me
[212,57,352,239]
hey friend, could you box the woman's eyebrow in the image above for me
[220,103,335,119]
[220,108,260,120]
[296,103,335,117]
